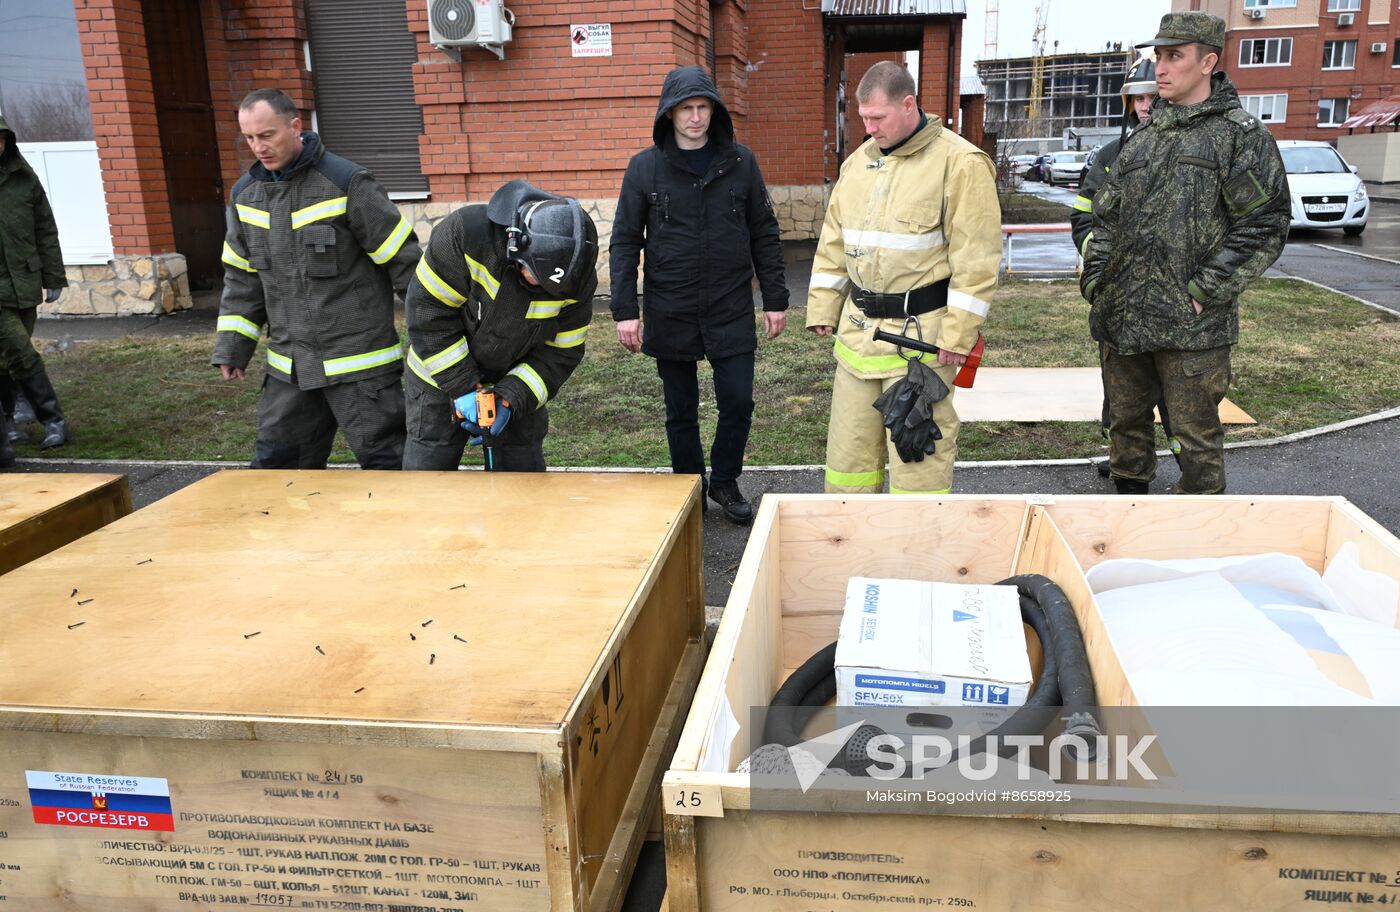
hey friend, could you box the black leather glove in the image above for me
[44,288,62,304]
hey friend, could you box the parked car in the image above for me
[1278,140,1368,237]
[1047,151,1090,186]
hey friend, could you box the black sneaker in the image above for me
[708,480,753,525]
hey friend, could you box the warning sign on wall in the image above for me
[571,23,612,57]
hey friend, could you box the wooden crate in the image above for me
[0,470,705,912]
[663,494,1400,912]
[0,473,131,575]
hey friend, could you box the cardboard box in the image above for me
[835,576,1031,713]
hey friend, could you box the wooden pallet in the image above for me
[0,470,706,911]
[663,495,1400,911]
[0,473,130,575]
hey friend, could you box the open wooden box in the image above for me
[0,470,704,912]
[663,495,1400,912]
[0,473,131,575]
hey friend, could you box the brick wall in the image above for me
[919,19,960,126]
[76,0,175,256]
[405,0,709,201]
[744,1,833,184]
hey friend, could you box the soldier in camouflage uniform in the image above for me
[1080,13,1289,495]
[0,113,70,469]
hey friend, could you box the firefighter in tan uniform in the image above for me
[807,62,1001,494]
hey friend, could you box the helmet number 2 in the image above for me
[550,267,565,284]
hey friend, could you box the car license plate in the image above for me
[1305,203,1346,214]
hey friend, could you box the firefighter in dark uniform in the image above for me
[0,112,69,469]
[404,180,598,471]
[213,88,420,470]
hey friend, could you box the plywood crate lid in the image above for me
[0,470,696,732]
[0,473,126,531]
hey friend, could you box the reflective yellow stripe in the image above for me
[222,242,256,273]
[236,204,271,229]
[369,215,412,265]
[834,337,936,373]
[217,315,261,341]
[464,253,500,300]
[1072,195,1093,213]
[546,326,588,349]
[1079,231,1093,258]
[421,338,470,374]
[525,299,573,320]
[890,487,953,495]
[406,348,439,388]
[415,256,466,308]
[290,196,348,229]
[507,363,548,406]
[267,349,293,375]
[324,343,403,377]
[825,467,884,488]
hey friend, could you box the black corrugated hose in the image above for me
[762,574,1100,774]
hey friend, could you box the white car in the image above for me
[1047,151,1089,186]
[1278,140,1368,237]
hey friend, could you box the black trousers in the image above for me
[252,373,405,470]
[655,352,754,485]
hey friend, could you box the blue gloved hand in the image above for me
[452,392,485,438]
[452,389,513,437]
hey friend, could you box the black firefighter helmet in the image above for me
[487,179,598,298]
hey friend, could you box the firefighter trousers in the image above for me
[823,362,961,495]
[252,372,405,470]
[403,372,548,472]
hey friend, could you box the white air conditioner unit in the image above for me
[1371,42,1388,53]
[1247,8,1266,19]
[427,0,514,60]
[1337,12,1354,26]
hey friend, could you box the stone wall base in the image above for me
[42,253,193,317]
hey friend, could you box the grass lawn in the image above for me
[17,278,1399,466]
[999,191,1074,225]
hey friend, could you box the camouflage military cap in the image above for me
[1135,12,1225,51]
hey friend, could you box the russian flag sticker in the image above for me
[26,770,174,832]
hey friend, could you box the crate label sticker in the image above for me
[664,782,724,818]
[26,769,174,832]
[1026,494,1056,506]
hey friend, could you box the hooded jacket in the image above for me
[806,115,1001,378]
[212,132,420,389]
[609,66,788,361]
[0,114,67,309]
[1080,73,1289,354]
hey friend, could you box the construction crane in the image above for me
[983,0,999,60]
[1027,1,1051,122]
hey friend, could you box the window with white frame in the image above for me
[1244,0,1297,7]
[1239,37,1293,66]
[1394,41,1400,66]
[1318,97,1351,126]
[1327,0,1360,10]
[1241,93,1288,122]
[1322,40,1357,69]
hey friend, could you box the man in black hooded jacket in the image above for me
[610,66,788,524]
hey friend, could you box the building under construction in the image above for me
[977,49,1134,146]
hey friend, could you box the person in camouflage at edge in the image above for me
[1080,12,1290,495]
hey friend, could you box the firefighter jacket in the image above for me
[213,133,420,388]
[405,205,596,416]
[1071,137,1124,259]
[0,115,67,310]
[1081,74,1289,355]
[805,116,1002,379]
[610,65,788,361]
